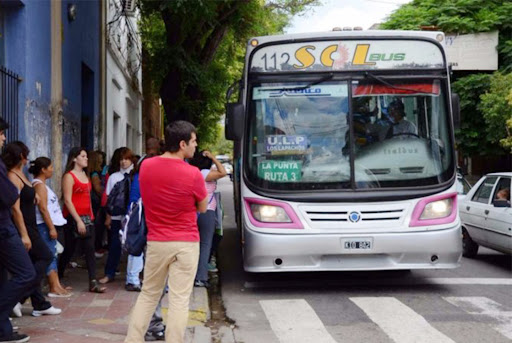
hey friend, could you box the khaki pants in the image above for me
[125,241,199,343]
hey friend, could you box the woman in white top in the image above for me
[99,147,134,284]
[29,157,71,297]
[189,150,227,287]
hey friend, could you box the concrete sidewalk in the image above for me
[11,261,212,343]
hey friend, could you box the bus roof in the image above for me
[248,30,444,45]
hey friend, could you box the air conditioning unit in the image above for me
[123,0,137,15]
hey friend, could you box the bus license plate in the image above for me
[343,239,372,250]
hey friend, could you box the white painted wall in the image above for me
[105,0,143,159]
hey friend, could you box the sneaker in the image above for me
[8,318,19,331]
[125,283,141,292]
[31,306,61,317]
[144,330,165,341]
[0,332,30,342]
[194,280,209,288]
[207,263,218,272]
[94,251,104,259]
[11,303,22,318]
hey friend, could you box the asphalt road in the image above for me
[215,178,512,343]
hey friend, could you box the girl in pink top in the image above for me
[189,150,227,287]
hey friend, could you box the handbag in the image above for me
[72,215,94,239]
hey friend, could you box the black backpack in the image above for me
[121,198,147,256]
[107,173,131,216]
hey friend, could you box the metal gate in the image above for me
[0,65,21,142]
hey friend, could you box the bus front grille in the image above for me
[300,206,406,229]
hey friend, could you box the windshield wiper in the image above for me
[364,72,428,93]
[260,73,334,92]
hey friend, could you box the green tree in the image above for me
[381,0,512,156]
[479,72,512,152]
[452,74,492,155]
[381,0,512,69]
[140,0,318,145]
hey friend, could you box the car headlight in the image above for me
[420,198,453,220]
[250,204,292,223]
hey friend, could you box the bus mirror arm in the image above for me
[451,93,460,129]
[226,103,244,141]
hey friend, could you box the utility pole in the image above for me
[51,0,63,196]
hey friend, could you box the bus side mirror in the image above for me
[451,93,460,129]
[225,103,244,141]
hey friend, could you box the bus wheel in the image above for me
[462,227,479,258]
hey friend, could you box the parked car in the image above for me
[458,172,511,257]
[223,162,233,181]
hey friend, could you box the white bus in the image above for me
[225,30,462,272]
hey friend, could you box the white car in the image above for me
[458,172,511,257]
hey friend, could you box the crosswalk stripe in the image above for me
[350,297,455,343]
[259,299,337,343]
[244,278,512,289]
[444,297,512,340]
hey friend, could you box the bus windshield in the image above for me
[246,79,454,191]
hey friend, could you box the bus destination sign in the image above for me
[250,40,444,73]
[258,161,302,182]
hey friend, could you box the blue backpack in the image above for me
[121,198,146,256]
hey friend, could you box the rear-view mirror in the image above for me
[451,93,460,129]
[225,103,244,141]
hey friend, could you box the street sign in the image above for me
[444,31,498,71]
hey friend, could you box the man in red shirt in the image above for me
[125,121,207,343]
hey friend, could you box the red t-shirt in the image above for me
[139,157,207,242]
[63,172,94,219]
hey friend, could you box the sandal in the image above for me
[89,280,107,293]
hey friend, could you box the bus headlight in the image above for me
[244,198,303,229]
[250,204,292,223]
[420,198,453,220]
[409,193,457,227]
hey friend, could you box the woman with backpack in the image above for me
[99,147,134,284]
[58,147,106,293]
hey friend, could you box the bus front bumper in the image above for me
[243,226,462,272]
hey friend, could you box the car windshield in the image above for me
[246,79,454,191]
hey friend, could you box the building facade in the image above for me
[105,0,143,158]
[0,0,101,159]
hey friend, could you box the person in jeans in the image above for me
[126,137,166,341]
[3,142,61,318]
[125,121,207,343]
[87,151,104,257]
[29,157,70,297]
[125,138,160,292]
[0,118,34,343]
[99,147,134,284]
[58,147,106,293]
[189,150,227,287]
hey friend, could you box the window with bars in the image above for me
[0,65,20,143]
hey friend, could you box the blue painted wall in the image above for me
[2,0,100,163]
[61,0,100,154]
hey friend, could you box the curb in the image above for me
[188,287,211,325]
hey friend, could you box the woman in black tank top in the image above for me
[14,174,37,232]
[2,142,61,316]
